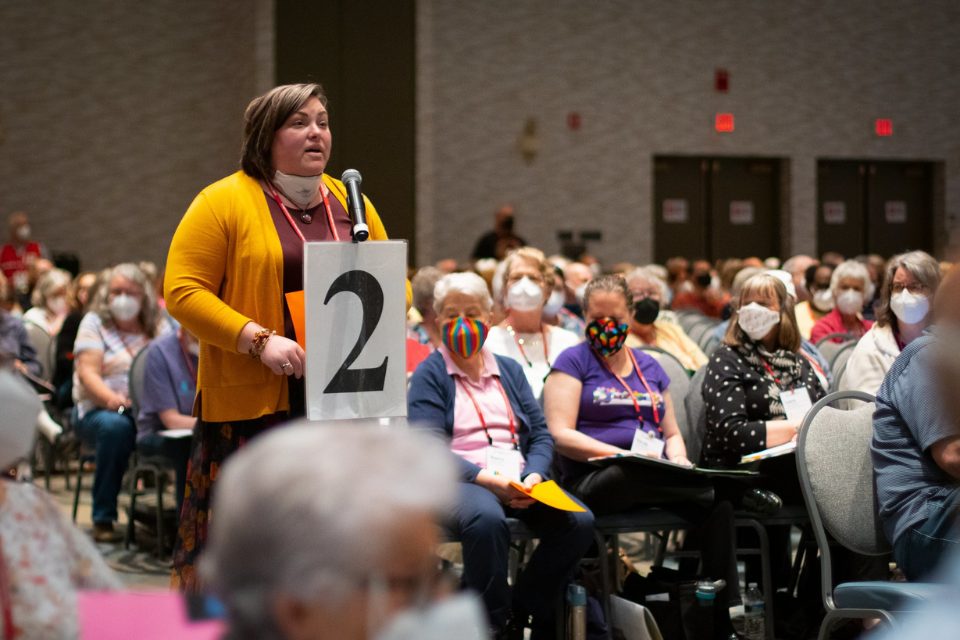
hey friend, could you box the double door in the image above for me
[654,156,781,263]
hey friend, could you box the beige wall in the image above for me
[416,0,960,266]
[0,1,273,270]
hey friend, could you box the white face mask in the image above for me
[836,289,864,315]
[574,284,588,305]
[890,290,930,325]
[812,289,834,312]
[273,170,322,209]
[15,225,31,242]
[47,296,69,316]
[110,293,141,323]
[505,276,544,312]
[0,369,43,469]
[374,593,488,640]
[737,302,781,341]
[542,290,566,317]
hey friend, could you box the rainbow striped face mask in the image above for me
[441,317,489,359]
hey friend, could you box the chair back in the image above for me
[23,321,53,381]
[639,347,690,439]
[682,366,709,464]
[816,338,855,369]
[829,341,856,374]
[127,347,151,416]
[796,390,885,609]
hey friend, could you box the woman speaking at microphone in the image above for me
[164,83,389,590]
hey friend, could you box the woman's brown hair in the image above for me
[240,83,328,182]
[724,273,801,352]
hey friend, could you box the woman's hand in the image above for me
[260,335,306,378]
[104,392,130,412]
[476,469,535,509]
[670,455,694,468]
[522,473,543,489]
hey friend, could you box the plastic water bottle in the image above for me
[743,583,766,640]
[566,583,587,640]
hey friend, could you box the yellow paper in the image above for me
[285,290,306,349]
[509,480,586,512]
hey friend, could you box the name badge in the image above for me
[631,428,665,458]
[780,388,813,422]
[485,447,524,482]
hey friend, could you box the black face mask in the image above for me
[633,298,660,325]
[695,273,712,288]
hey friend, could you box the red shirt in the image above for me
[671,289,729,318]
[810,307,873,344]
[0,242,43,281]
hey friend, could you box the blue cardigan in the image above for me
[407,350,555,483]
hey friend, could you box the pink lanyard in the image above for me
[594,348,662,428]
[266,181,340,242]
[457,377,519,450]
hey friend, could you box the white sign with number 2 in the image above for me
[303,240,408,421]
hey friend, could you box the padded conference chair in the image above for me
[23,320,53,381]
[638,346,691,436]
[796,390,942,640]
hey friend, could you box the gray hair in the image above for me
[876,250,941,328]
[411,266,444,315]
[91,263,163,338]
[830,260,875,301]
[625,267,669,300]
[30,268,71,308]
[433,272,493,314]
[200,421,457,639]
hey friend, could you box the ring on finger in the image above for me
[281,362,292,371]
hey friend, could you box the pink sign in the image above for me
[78,590,225,640]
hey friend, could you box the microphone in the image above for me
[341,169,369,242]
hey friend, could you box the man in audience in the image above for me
[0,211,48,304]
[136,326,199,510]
[562,261,592,318]
[471,204,526,260]
[665,256,690,297]
[872,266,960,580]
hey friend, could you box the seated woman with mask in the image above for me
[840,250,941,396]
[543,275,741,638]
[624,267,707,372]
[408,272,594,640]
[810,260,875,344]
[486,248,579,400]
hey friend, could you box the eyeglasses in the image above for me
[506,273,544,285]
[891,282,928,295]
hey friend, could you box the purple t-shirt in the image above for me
[551,342,670,481]
[136,331,197,441]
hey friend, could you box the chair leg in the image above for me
[71,456,84,522]
[154,468,165,558]
[592,531,615,640]
[738,519,776,640]
[125,467,140,550]
[653,531,668,566]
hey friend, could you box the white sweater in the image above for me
[838,323,901,396]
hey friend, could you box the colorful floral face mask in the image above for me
[585,316,629,357]
[441,317,489,358]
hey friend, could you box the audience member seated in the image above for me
[408,272,594,639]
[408,266,444,349]
[671,259,728,318]
[0,211,47,308]
[52,270,98,409]
[840,251,941,396]
[624,266,707,372]
[0,272,42,380]
[810,260,875,343]
[201,422,489,640]
[542,274,741,637]
[74,263,169,542]
[136,327,200,511]
[544,264,584,335]
[665,256,690,298]
[0,365,121,639]
[472,204,526,261]
[794,263,834,340]
[872,266,960,581]
[781,254,819,303]
[562,261,592,319]
[23,267,72,336]
[487,248,579,400]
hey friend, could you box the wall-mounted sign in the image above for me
[662,199,689,224]
[823,201,847,225]
[729,200,754,225]
[884,201,907,224]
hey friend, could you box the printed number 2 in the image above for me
[322,270,388,393]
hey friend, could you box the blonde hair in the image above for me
[241,84,328,182]
[499,247,551,304]
[30,268,71,308]
[724,273,801,352]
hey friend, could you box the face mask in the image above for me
[633,298,660,325]
[110,293,141,323]
[47,296,69,316]
[890,290,930,325]
[441,317,489,358]
[836,289,864,315]
[542,290,565,317]
[811,289,834,312]
[0,369,43,469]
[505,277,544,312]
[585,316,630,357]
[15,225,31,242]
[574,284,588,305]
[374,593,488,640]
[695,273,712,288]
[273,170,322,209]
[737,302,781,341]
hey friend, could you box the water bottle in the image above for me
[566,583,587,640]
[693,580,717,638]
[743,583,766,640]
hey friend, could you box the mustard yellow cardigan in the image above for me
[164,171,388,422]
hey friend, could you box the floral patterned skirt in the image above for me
[170,414,285,592]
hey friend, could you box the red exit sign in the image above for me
[875,119,893,136]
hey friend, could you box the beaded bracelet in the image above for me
[249,328,275,360]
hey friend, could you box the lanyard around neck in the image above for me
[267,181,340,242]
[505,323,549,368]
[593,347,662,427]
[457,376,519,450]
